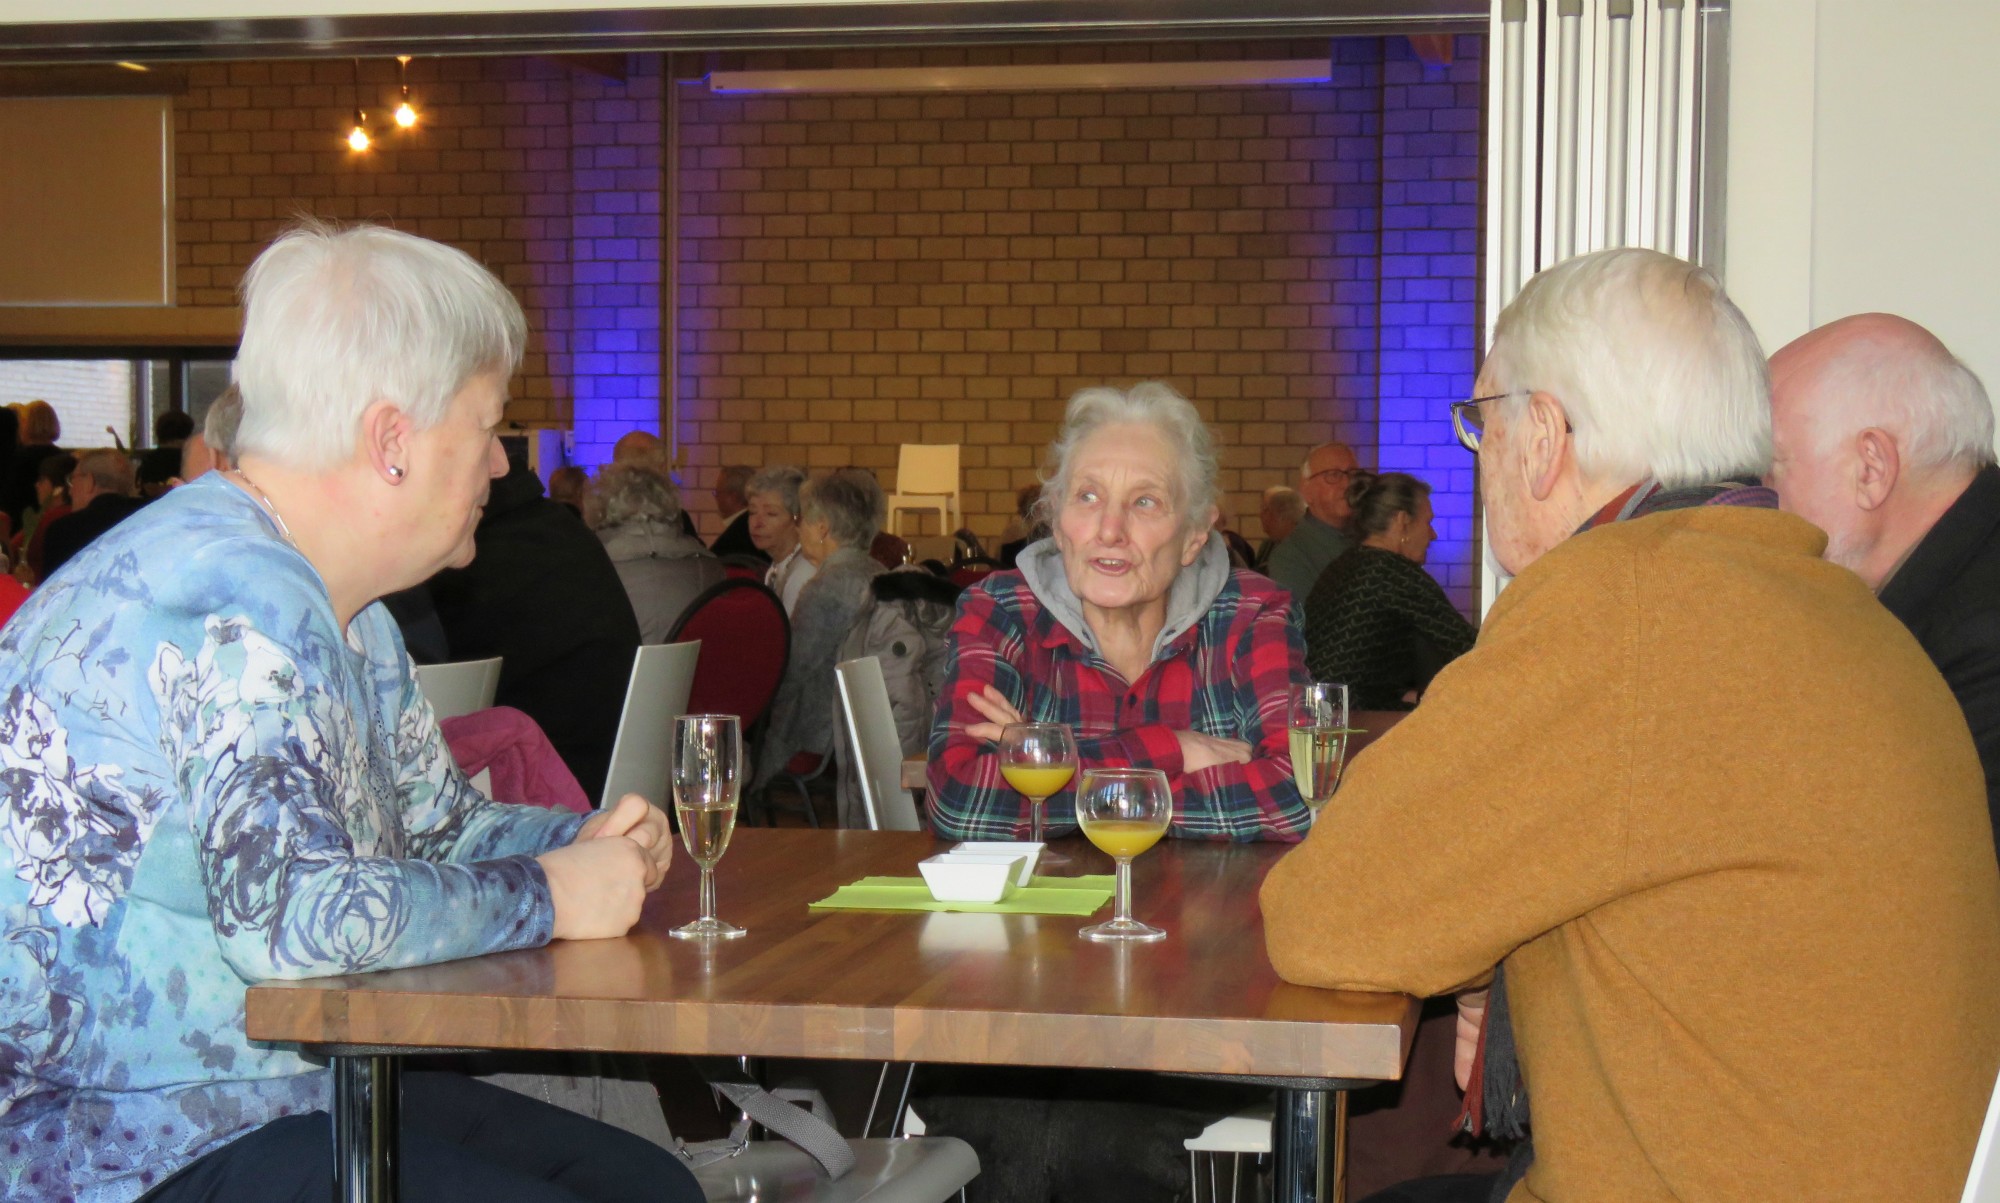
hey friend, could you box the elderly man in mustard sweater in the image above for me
[1262,247,2000,1203]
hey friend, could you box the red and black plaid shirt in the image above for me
[925,567,1312,842]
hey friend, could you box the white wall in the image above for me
[4,0,920,19]
[1726,0,2000,399]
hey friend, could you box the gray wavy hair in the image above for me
[800,469,884,550]
[746,464,807,518]
[588,463,683,529]
[1036,382,1220,534]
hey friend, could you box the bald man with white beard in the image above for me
[1768,312,2000,835]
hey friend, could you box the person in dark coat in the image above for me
[4,399,64,530]
[708,462,764,561]
[1770,312,2000,838]
[40,448,147,582]
[427,454,641,803]
[1303,471,1476,710]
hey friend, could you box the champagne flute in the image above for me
[670,714,746,940]
[1076,767,1172,942]
[1288,681,1351,816]
[998,722,1079,867]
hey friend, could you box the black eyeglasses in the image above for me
[1305,466,1355,486]
[1450,391,1569,452]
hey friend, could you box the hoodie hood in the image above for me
[597,520,710,564]
[1015,530,1232,664]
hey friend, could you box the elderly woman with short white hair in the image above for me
[746,463,815,612]
[927,382,1311,841]
[589,462,726,642]
[754,468,887,791]
[0,222,698,1203]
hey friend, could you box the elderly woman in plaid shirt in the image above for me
[926,382,1312,842]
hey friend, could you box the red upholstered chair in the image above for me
[717,552,769,582]
[666,578,791,734]
[948,555,999,591]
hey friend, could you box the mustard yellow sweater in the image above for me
[1263,507,2000,1203]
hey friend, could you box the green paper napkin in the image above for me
[808,874,1116,916]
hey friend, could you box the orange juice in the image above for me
[1001,763,1076,799]
[1082,817,1167,859]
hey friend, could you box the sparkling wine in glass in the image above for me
[998,722,1079,867]
[1076,767,1172,943]
[1288,682,1351,815]
[671,714,746,940]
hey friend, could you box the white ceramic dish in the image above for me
[951,841,1043,887]
[918,853,1027,903]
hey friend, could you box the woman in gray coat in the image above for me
[753,469,886,789]
[588,463,725,643]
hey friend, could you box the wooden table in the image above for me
[248,829,1416,1203]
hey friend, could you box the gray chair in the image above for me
[692,1135,978,1203]
[834,656,922,831]
[600,640,701,809]
[414,656,502,720]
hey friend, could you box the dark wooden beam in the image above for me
[0,1,1486,65]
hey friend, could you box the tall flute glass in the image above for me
[998,723,1079,867]
[1287,681,1352,817]
[1076,767,1172,942]
[670,714,746,940]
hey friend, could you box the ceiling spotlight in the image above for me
[347,113,371,152]
[393,55,419,129]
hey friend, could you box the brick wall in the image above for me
[172,56,605,432]
[1375,38,1483,610]
[674,35,1483,610]
[566,60,664,469]
[159,38,1483,609]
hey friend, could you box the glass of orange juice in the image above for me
[1076,767,1172,942]
[998,722,1078,866]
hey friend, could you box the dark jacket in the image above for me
[710,511,766,562]
[427,460,641,804]
[1878,464,2000,840]
[4,443,64,530]
[40,493,147,582]
[1303,544,1477,711]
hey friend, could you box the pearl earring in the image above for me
[388,466,406,479]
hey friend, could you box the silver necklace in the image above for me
[230,468,300,549]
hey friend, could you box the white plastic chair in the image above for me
[414,656,503,721]
[600,641,700,809]
[835,656,922,831]
[1963,1063,2000,1202]
[1184,1106,1273,1203]
[886,444,961,538]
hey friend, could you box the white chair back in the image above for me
[835,656,921,831]
[895,444,960,496]
[1963,1064,2000,1202]
[414,657,503,721]
[601,640,701,810]
[887,443,962,538]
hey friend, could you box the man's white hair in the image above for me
[1801,321,1995,475]
[233,220,526,471]
[1485,247,1771,488]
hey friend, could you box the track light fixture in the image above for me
[393,55,418,129]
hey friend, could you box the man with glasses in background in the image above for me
[1265,439,1361,605]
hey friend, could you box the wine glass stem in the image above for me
[698,865,717,923]
[1029,796,1046,843]
[1113,857,1133,924]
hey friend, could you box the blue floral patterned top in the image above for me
[0,474,586,1202]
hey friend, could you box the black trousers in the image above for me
[140,1071,703,1203]
[1357,1173,1503,1203]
